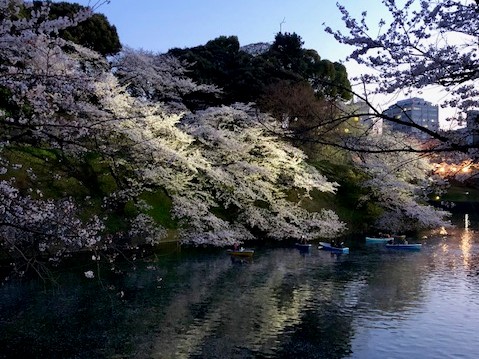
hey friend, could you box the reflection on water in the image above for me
[461,228,473,268]
[2,226,479,358]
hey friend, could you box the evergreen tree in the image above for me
[169,32,352,107]
[44,1,121,56]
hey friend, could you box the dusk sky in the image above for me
[61,1,378,61]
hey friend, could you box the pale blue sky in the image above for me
[61,0,375,62]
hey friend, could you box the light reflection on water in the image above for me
[461,228,472,268]
[2,227,479,358]
[349,226,479,359]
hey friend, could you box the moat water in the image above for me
[1,208,479,358]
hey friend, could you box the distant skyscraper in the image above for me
[383,97,439,138]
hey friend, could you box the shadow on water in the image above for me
[2,209,479,358]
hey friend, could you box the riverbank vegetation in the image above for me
[1,0,474,280]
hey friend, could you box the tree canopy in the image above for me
[265,32,352,100]
[41,1,121,56]
[168,32,352,108]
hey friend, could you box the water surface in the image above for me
[1,218,479,358]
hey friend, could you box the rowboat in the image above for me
[385,243,422,251]
[365,234,406,244]
[365,236,392,244]
[318,241,349,254]
[226,248,255,257]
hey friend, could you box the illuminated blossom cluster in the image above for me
[0,1,110,277]
[111,47,220,110]
[0,179,104,277]
[177,104,346,243]
[355,133,451,232]
[94,74,346,244]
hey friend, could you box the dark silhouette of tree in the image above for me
[259,80,340,154]
[168,32,352,108]
[263,32,352,100]
[169,36,255,105]
[44,1,121,56]
[268,32,305,73]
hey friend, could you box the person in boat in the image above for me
[233,242,239,251]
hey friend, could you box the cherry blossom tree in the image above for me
[353,132,451,232]
[325,0,479,156]
[0,0,461,282]
[178,103,346,243]
[312,0,479,231]
[93,74,346,244]
[0,0,112,278]
[111,47,220,111]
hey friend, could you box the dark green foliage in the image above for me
[441,182,479,202]
[61,12,121,56]
[308,158,382,233]
[140,190,178,229]
[2,146,107,200]
[313,60,351,99]
[168,32,351,108]
[42,1,121,56]
[0,86,19,119]
[1,145,177,235]
[267,32,306,74]
[264,33,352,100]
[169,36,256,104]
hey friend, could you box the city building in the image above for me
[382,97,439,138]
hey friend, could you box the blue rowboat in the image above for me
[318,241,349,254]
[365,236,392,244]
[385,243,422,251]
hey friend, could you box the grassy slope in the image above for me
[3,142,383,242]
